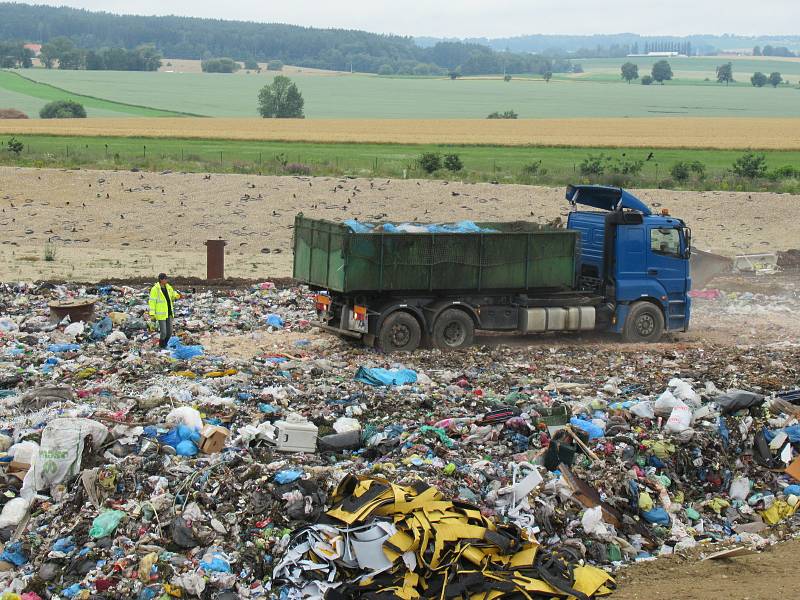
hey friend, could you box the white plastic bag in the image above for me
[0,497,30,528]
[729,477,751,501]
[34,418,108,491]
[581,506,609,537]
[630,401,655,420]
[333,417,361,434]
[668,378,701,407]
[665,400,691,434]
[166,406,203,431]
[64,321,85,338]
[654,390,681,416]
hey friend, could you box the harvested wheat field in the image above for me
[1,166,798,284]
[2,118,800,148]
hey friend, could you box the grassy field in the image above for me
[7,67,800,118]
[0,71,193,118]
[568,56,800,82]
[2,117,799,149]
[2,133,799,192]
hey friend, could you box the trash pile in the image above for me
[344,220,498,234]
[0,281,799,599]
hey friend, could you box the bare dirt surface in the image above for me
[2,166,799,283]
[611,538,800,600]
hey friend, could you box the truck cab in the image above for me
[566,185,692,342]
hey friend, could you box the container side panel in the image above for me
[481,236,527,289]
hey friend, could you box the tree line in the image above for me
[620,60,786,87]
[38,37,162,71]
[0,41,33,68]
[0,3,572,76]
[753,45,795,57]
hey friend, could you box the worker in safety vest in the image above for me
[147,273,181,348]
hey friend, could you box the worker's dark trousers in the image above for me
[158,317,173,348]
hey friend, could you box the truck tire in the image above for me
[433,309,474,350]
[378,311,421,352]
[622,301,664,343]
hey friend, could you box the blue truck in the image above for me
[294,184,692,351]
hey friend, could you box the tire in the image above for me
[377,311,421,352]
[433,308,475,350]
[622,301,665,343]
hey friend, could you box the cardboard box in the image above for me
[198,425,230,454]
[786,457,800,482]
[7,459,31,481]
[273,420,318,453]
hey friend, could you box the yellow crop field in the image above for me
[1,118,799,149]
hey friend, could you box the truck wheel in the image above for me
[622,302,664,343]
[433,309,474,350]
[378,311,421,352]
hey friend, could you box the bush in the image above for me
[579,153,611,176]
[283,162,311,175]
[670,160,706,182]
[503,74,512,82]
[267,60,284,71]
[6,137,23,155]
[243,59,259,70]
[611,156,644,176]
[378,64,394,75]
[670,161,691,182]
[39,100,86,119]
[443,154,463,172]
[418,152,442,173]
[641,75,653,85]
[732,152,768,178]
[201,58,240,73]
[770,165,800,179]
[521,160,547,177]
[487,110,518,119]
[0,108,28,119]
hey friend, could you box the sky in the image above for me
[22,1,800,38]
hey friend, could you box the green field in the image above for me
[569,56,800,82]
[3,133,799,192]
[0,71,198,118]
[5,63,800,119]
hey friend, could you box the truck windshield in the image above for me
[650,228,681,257]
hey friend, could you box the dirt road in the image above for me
[1,166,798,282]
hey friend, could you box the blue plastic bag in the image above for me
[52,536,76,553]
[172,343,204,360]
[355,367,417,387]
[785,485,800,496]
[62,583,85,598]
[0,541,27,566]
[176,440,199,456]
[344,219,374,233]
[641,508,670,525]
[266,314,285,328]
[91,316,113,340]
[274,469,303,484]
[199,549,232,573]
[569,417,605,440]
[48,343,80,353]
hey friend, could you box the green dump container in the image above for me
[292,215,578,294]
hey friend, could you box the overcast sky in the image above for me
[25,1,799,38]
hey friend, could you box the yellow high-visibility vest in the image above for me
[148,282,179,321]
